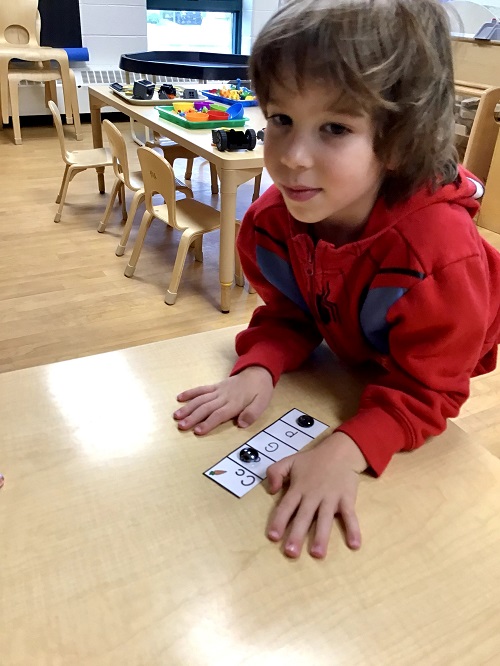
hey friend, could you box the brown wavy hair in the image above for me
[249,0,458,205]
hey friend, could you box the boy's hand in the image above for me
[174,366,274,435]
[266,432,367,559]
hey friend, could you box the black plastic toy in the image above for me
[182,88,199,99]
[257,128,265,142]
[133,79,155,100]
[212,128,257,152]
[158,83,177,100]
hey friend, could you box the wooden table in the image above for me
[2,326,500,665]
[88,85,265,313]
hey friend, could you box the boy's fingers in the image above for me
[237,391,270,427]
[310,502,336,559]
[174,392,215,421]
[193,402,244,435]
[176,397,223,430]
[266,487,301,541]
[339,501,362,550]
[265,458,293,494]
[283,499,319,558]
[176,385,215,402]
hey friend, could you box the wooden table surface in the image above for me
[1,326,500,665]
[89,85,265,313]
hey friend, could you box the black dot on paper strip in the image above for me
[296,414,315,428]
[239,447,261,463]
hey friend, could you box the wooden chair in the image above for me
[99,120,193,257]
[0,2,81,144]
[48,101,112,223]
[124,147,221,305]
[455,80,500,184]
[9,65,81,145]
[146,132,263,201]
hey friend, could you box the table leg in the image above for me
[0,56,11,125]
[90,94,106,194]
[218,166,263,313]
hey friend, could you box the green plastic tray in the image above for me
[156,106,247,129]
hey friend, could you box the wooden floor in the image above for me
[1,118,499,457]
[0,119,263,373]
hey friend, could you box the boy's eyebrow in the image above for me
[267,96,367,118]
[325,100,366,117]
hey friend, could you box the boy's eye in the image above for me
[267,114,292,127]
[324,123,350,136]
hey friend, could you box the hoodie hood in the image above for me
[361,166,482,241]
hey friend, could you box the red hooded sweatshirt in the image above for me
[232,168,500,475]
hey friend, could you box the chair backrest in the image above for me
[47,101,71,163]
[0,0,40,49]
[102,119,134,189]
[137,147,178,228]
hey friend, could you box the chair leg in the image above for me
[116,190,145,256]
[252,171,263,202]
[54,165,77,222]
[69,72,82,141]
[185,158,194,180]
[165,230,198,305]
[124,211,154,277]
[130,118,145,147]
[45,80,57,106]
[55,164,70,204]
[234,221,256,293]
[178,184,193,200]
[193,236,203,263]
[97,178,122,233]
[8,77,22,145]
[121,183,127,221]
[234,221,244,287]
[210,163,219,195]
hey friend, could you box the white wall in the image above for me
[79,0,148,66]
[242,0,279,54]
[79,0,279,65]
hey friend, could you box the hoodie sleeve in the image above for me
[231,203,323,384]
[336,253,494,475]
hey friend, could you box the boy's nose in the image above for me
[280,135,315,170]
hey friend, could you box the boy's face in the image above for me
[263,80,386,233]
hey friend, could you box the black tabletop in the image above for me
[119,51,249,80]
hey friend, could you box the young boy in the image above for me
[174,0,500,559]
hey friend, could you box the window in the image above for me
[472,1,500,12]
[147,0,242,54]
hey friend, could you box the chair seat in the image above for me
[8,67,63,83]
[153,198,221,234]
[152,138,196,156]
[127,169,144,191]
[68,147,113,168]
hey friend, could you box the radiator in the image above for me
[15,66,195,116]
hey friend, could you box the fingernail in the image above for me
[267,530,279,541]
[238,420,248,428]
[179,420,186,428]
[285,543,297,556]
[194,426,202,435]
[310,546,324,558]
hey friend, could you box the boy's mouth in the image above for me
[281,185,322,202]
